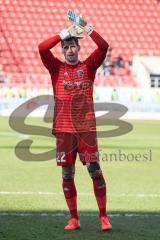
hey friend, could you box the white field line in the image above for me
[0,191,160,198]
[0,212,160,217]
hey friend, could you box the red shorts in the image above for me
[55,131,99,166]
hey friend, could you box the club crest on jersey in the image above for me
[76,69,84,76]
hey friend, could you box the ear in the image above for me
[62,48,65,54]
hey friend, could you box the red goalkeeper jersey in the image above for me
[39,31,108,133]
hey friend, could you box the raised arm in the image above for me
[38,35,61,75]
[85,30,109,69]
[89,30,109,52]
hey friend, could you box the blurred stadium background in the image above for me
[0,1,160,240]
[1,0,160,117]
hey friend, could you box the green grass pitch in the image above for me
[0,116,160,240]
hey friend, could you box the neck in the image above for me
[65,60,79,65]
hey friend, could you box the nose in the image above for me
[68,46,73,52]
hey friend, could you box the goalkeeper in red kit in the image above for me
[38,10,112,231]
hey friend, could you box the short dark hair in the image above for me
[61,37,79,48]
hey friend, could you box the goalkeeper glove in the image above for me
[59,24,84,40]
[67,9,93,35]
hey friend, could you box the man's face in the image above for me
[62,40,80,65]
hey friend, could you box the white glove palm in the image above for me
[59,24,85,40]
[68,24,84,38]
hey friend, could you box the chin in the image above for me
[69,62,77,65]
[67,59,78,65]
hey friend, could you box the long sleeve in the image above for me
[85,30,109,71]
[38,35,62,74]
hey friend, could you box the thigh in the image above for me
[77,131,99,165]
[56,132,78,166]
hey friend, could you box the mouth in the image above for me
[68,54,74,57]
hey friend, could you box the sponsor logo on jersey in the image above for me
[63,80,92,91]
